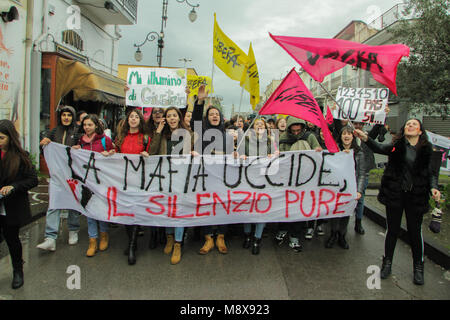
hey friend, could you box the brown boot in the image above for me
[99,232,109,251]
[216,234,228,254]
[171,242,182,265]
[199,235,214,255]
[164,234,175,255]
[86,238,98,257]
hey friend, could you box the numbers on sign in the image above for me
[379,88,389,99]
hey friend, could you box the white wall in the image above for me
[32,0,120,75]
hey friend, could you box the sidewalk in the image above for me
[364,189,450,269]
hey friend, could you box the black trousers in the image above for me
[0,216,23,270]
[385,192,425,264]
[329,216,350,235]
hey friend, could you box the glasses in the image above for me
[152,109,164,114]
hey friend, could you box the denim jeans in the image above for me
[244,223,266,239]
[87,218,109,238]
[45,209,80,240]
[355,176,369,220]
[166,227,184,242]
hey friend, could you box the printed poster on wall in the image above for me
[126,67,187,109]
[333,86,389,124]
[0,5,27,132]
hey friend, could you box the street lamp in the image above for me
[179,58,192,68]
[176,0,200,22]
[134,0,199,66]
[133,31,164,66]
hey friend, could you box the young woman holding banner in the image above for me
[73,114,115,257]
[354,119,440,285]
[115,109,150,265]
[242,118,278,255]
[149,106,194,265]
[325,126,365,249]
[0,120,38,289]
[191,86,236,255]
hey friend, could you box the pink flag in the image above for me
[259,68,339,153]
[269,34,409,95]
[325,105,334,125]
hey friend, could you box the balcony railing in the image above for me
[367,3,416,31]
[116,0,137,21]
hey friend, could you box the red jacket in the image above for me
[117,132,150,155]
[78,133,114,153]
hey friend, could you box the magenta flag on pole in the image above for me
[259,68,339,153]
[269,34,409,95]
[325,105,334,125]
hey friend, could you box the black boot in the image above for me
[354,218,365,235]
[252,237,261,255]
[325,231,338,248]
[243,233,251,249]
[11,260,24,289]
[413,261,424,285]
[149,227,158,249]
[337,232,349,249]
[128,226,138,265]
[380,256,392,279]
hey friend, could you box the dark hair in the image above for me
[394,118,428,150]
[162,106,189,138]
[80,114,104,135]
[0,119,33,182]
[76,110,87,122]
[145,107,164,137]
[115,109,146,149]
[338,125,360,152]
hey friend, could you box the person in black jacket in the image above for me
[37,105,81,251]
[191,86,235,255]
[354,118,441,285]
[0,120,38,289]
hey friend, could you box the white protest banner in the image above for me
[126,67,187,109]
[333,86,389,124]
[427,130,450,172]
[44,143,357,227]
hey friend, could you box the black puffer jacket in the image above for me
[365,137,437,213]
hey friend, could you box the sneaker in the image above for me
[275,231,288,246]
[36,238,56,251]
[68,231,79,245]
[316,225,325,236]
[305,228,314,240]
[288,237,303,252]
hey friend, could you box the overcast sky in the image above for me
[118,0,402,118]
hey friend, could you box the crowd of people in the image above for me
[0,86,441,289]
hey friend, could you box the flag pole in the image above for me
[316,81,355,130]
[236,113,258,152]
[237,85,245,119]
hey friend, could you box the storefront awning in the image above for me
[55,57,126,109]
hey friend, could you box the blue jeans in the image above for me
[166,227,184,242]
[244,223,266,239]
[87,218,109,238]
[45,209,80,240]
[355,176,369,220]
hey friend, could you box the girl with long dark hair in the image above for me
[115,109,150,265]
[0,120,38,289]
[149,106,193,264]
[325,126,365,249]
[73,114,115,257]
[354,118,440,285]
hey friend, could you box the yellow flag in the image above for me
[240,43,260,108]
[213,13,249,82]
[187,75,214,97]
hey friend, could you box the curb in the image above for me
[364,202,450,270]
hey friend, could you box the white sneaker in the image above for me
[36,238,56,251]
[316,225,325,236]
[68,231,79,245]
[305,228,314,240]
